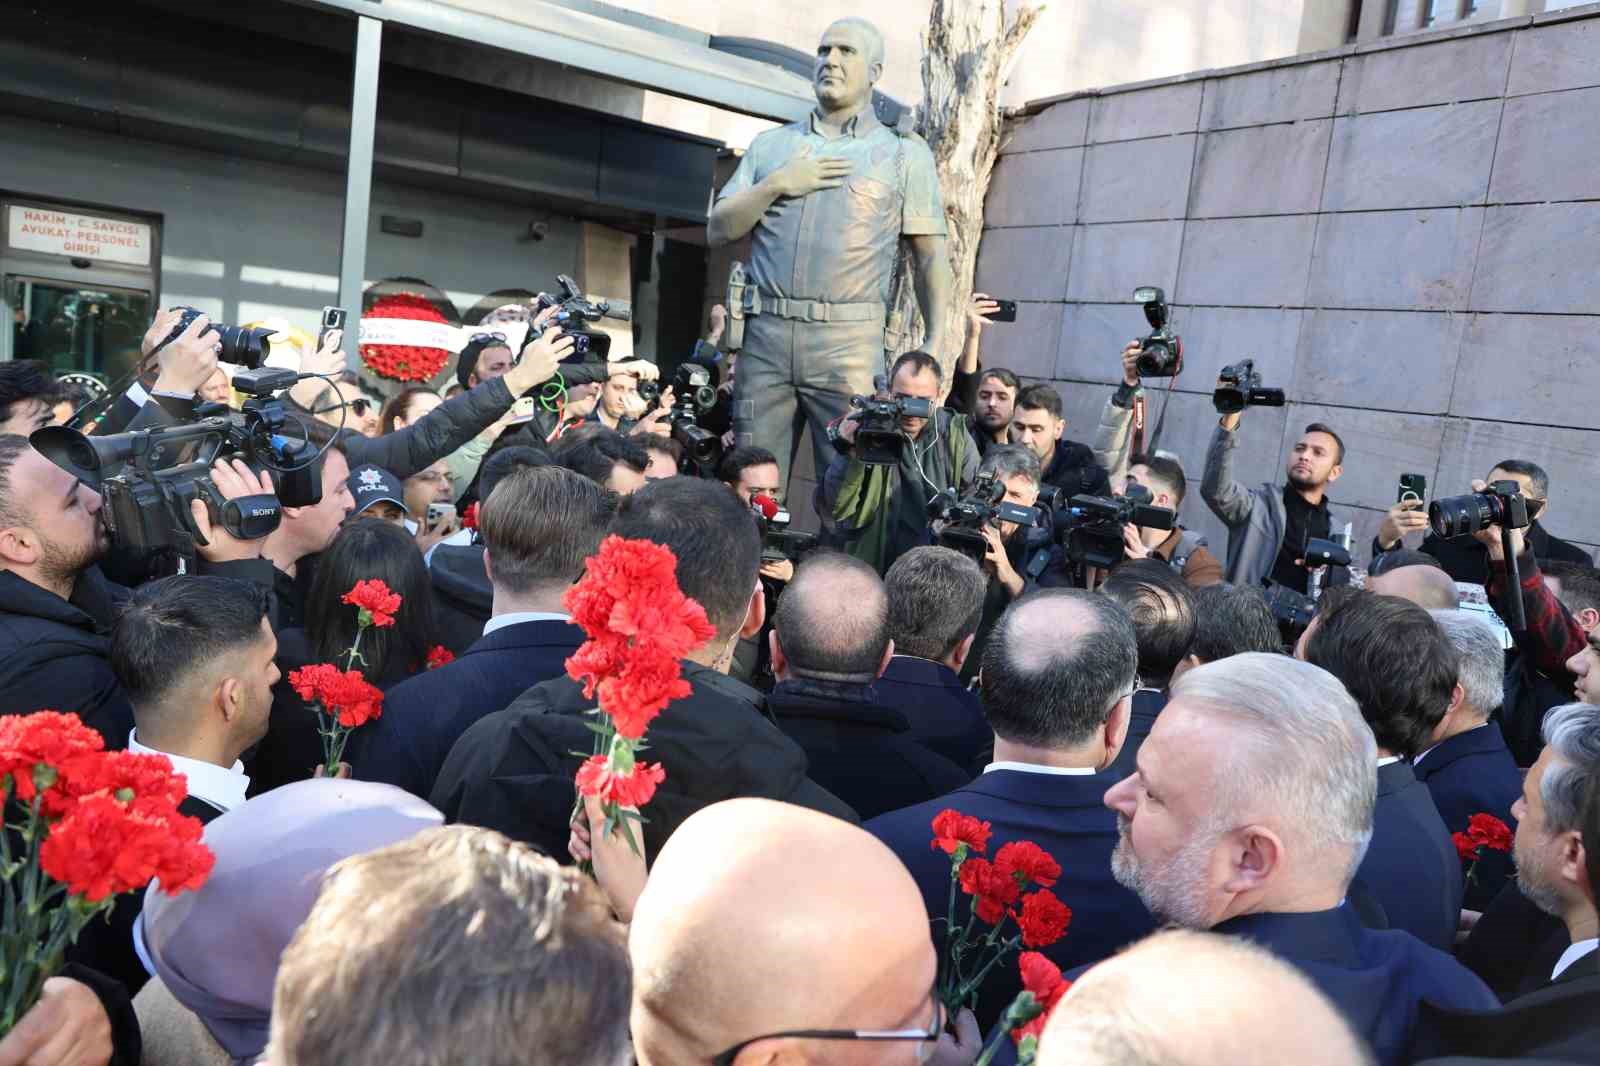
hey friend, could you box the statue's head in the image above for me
[815,19,884,112]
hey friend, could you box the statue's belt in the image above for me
[738,288,885,324]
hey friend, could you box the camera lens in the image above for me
[1428,493,1497,539]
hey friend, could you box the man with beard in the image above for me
[0,435,270,744]
[1202,415,1349,590]
[1104,653,1494,1066]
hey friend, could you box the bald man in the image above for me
[1036,930,1373,1066]
[630,798,968,1066]
[768,553,967,818]
[1366,564,1460,611]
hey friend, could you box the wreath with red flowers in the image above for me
[359,291,454,383]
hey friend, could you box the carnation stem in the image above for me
[957,934,1023,1001]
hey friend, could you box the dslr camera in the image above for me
[1429,480,1530,540]
[1057,484,1175,569]
[535,274,630,361]
[639,363,722,470]
[1133,286,1183,378]
[31,366,322,561]
[749,493,817,566]
[1213,359,1286,415]
[926,471,1039,563]
[157,307,278,369]
[848,392,934,466]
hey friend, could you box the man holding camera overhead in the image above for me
[1201,379,1350,591]
[819,351,977,575]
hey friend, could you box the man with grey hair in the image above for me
[1105,653,1495,1066]
[868,590,1156,1030]
[768,552,967,820]
[1414,609,1523,909]
[879,546,990,768]
[708,16,953,498]
[950,443,1049,681]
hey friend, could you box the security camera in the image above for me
[526,220,549,242]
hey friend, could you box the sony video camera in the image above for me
[1213,359,1286,415]
[1429,480,1530,540]
[156,307,278,370]
[535,274,630,362]
[638,363,722,470]
[1133,286,1183,378]
[926,471,1039,563]
[750,493,817,566]
[848,391,934,467]
[1057,484,1175,569]
[30,366,322,561]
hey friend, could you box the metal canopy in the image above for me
[287,0,817,124]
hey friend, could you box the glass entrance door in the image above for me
[5,275,151,382]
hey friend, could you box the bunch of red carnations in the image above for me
[1452,812,1513,886]
[0,711,214,1038]
[287,579,395,777]
[930,810,1072,1062]
[563,535,716,857]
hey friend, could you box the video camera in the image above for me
[155,307,278,370]
[1133,286,1183,378]
[30,366,324,562]
[1262,537,1353,644]
[1057,484,1175,569]
[1213,359,1286,415]
[750,493,817,566]
[848,391,934,467]
[926,471,1039,563]
[535,274,630,362]
[639,363,722,470]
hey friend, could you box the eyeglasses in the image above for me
[313,397,374,417]
[710,987,941,1066]
[470,331,508,345]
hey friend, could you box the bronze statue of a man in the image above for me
[708,17,953,494]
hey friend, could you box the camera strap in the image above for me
[1131,393,1147,457]
[1143,376,1179,455]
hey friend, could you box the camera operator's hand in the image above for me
[611,359,659,382]
[1121,340,1143,388]
[503,326,572,395]
[836,413,861,445]
[1215,373,1244,432]
[150,314,220,397]
[141,306,186,359]
[1122,523,1153,561]
[1377,499,1430,551]
[532,304,560,331]
[981,525,1025,599]
[630,388,675,436]
[192,459,274,563]
[760,557,795,583]
[769,144,853,198]
[0,975,112,1066]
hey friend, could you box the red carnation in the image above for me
[342,579,402,628]
[1468,813,1513,853]
[959,857,1021,925]
[0,711,105,803]
[1012,952,1071,1044]
[39,793,213,903]
[575,755,666,808]
[289,663,341,705]
[931,809,992,857]
[322,671,385,728]
[996,840,1061,888]
[1453,830,1480,862]
[41,749,187,819]
[461,501,479,530]
[426,645,455,670]
[1015,889,1072,948]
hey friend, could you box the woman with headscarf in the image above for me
[132,778,441,1066]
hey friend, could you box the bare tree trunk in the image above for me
[888,0,1042,374]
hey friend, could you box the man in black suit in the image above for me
[1107,654,1496,1066]
[878,546,991,770]
[1170,581,1282,677]
[1300,590,1465,951]
[1415,703,1600,1064]
[1098,560,1196,779]
[866,589,1155,1030]
[361,466,612,799]
[767,553,968,820]
[1416,609,1524,909]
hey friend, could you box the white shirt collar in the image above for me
[1415,722,1490,767]
[128,730,248,813]
[1376,755,1403,768]
[1552,939,1598,981]
[482,610,571,637]
[984,761,1098,777]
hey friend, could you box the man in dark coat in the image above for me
[869,589,1154,1032]
[1098,560,1196,779]
[767,552,968,821]
[1007,383,1110,502]
[1301,590,1465,951]
[431,478,856,861]
[361,467,610,799]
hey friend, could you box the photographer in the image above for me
[1202,404,1350,591]
[950,444,1050,681]
[946,293,1017,457]
[1374,459,1592,585]
[1090,340,1161,483]
[1116,453,1223,587]
[820,351,978,574]
[1009,382,1111,500]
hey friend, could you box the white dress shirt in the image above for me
[1551,938,1598,981]
[482,610,571,637]
[984,761,1097,776]
[1376,755,1402,768]
[128,730,249,814]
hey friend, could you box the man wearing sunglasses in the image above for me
[309,375,383,437]
[1375,459,1592,585]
